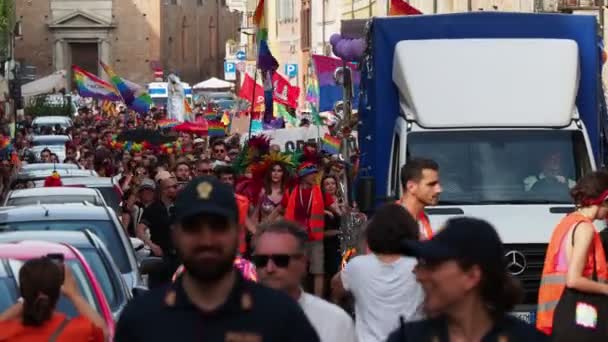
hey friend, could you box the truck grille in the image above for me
[503,243,547,305]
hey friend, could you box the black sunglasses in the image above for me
[252,254,303,268]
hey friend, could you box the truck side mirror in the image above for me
[356,176,375,213]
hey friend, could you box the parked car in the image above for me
[19,163,80,171]
[2,187,107,207]
[0,203,143,291]
[0,240,114,337]
[29,135,71,162]
[0,231,132,320]
[9,168,97,190]
[32,116,73,130]
[32,176,122,212]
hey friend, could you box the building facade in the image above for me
[15,0,240,86]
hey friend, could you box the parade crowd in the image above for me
[1,104,608,341]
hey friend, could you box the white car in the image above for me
[32,116,73,132]
[29,135,71,162]
[2,187,107,207]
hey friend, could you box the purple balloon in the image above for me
[329,33,342,46]
[352,38,367,59]
[336,40,348,59]
[342,40,356,61]
[332,39,343,57]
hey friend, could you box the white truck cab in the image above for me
[387,39,596,315]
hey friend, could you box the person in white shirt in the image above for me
[253,220,357,342]
[332,203,424,342]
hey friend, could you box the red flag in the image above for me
[389,0,422,16]
[238,74,265,107]
[272,73,300,109]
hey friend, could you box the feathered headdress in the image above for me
[232,135,271,176]
[44,170,63,187]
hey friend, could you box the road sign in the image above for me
[237,62,246,72]
[236,50,246,61]
[285,64,298,78]
[224,61,236,81]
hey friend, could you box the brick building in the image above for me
[15,0,241,85]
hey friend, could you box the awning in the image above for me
[193,77,234,90]
[21,70,68,98]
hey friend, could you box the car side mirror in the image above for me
[356,176,375,214]
[139,256,164,275]
[132,285,148,298]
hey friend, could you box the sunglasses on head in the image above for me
[252,254,303,268]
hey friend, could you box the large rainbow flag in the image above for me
[100,61,152,114]
[72,65,121,102]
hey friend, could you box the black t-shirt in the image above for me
[386,315,549,342]
[114,273,321,342]
[140,200,173,255]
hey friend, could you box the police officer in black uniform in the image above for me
[115,177,320,342]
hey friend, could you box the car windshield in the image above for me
[7,195,100,206]
[32,138,67,146]
[95,187,120,212]
[79,248,123,312]
[407,130,592,205]
[0,259,101,317]
[0,220,131,274]
[152,98,166,108]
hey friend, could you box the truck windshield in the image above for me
[407,130,592,205]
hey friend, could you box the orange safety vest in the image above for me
[395,200,433,240]
[236,194,250,254]
[285,185,325,241]
[536,212,608,335]
[418,212,434,240]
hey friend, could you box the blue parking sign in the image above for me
[285,64,298,78]
[224,61,236,81]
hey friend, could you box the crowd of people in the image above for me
[3,104,608,341]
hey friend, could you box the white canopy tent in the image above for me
[193,77,234,90]
[21,70,68,98]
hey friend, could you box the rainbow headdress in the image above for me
[322,133,341,155]
[158,119,179,129]
[207,120,226,137]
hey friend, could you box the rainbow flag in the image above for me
[305,75,320,106]
[100,61,152,114]
[72,65,121,101]
[221,111,231,126]
[0,135,10,150]
[158,119,179,129]
[208,120,226,137]
[322,133,341,154]
[253,0,267,41]
[100,61,134,104]
[274,103,297,126]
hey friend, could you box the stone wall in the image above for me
[15,0,53,78]
[112,0,162,84]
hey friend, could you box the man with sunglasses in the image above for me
[211,140,229,162]
[115,177,320,342]
[254,220,356,342]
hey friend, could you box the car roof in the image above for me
[0,231,96,249]
[8,187,101,198]
[31,135,70,141]
[20,163,79,171]
[33,176,114,187]
[14,169,97,180]
[0,240,78,260]
[0,203,112,222]
[33,116,72,122]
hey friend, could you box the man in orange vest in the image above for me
[398,158,442,240]
[285,162,326,297]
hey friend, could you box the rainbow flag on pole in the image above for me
[208,120,226,137]
[322,133,341,155]
[100,61,152,114]
[73,65,121,101]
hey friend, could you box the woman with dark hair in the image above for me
[253,161,290,224]
[536,171,608,340]
[321,174,344,280]
[121,187,143,237]
[332,203,423,342]
[387,217,547,341]
[0,257,107,341]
